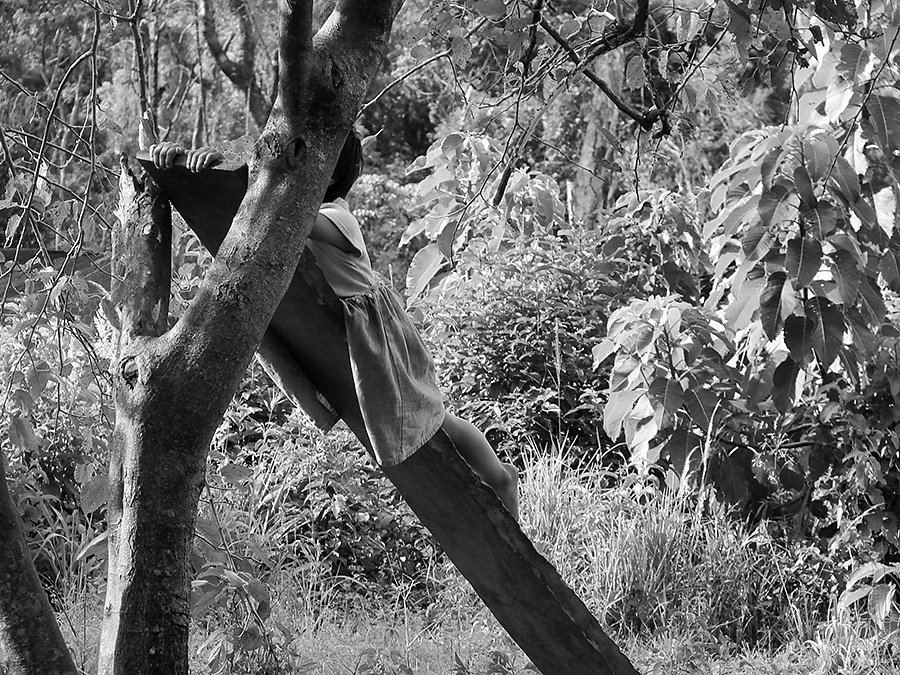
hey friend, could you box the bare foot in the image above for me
[496,462,519,522]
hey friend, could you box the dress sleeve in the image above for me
[318,201,366,257]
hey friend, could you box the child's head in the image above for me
[324,131,363,202]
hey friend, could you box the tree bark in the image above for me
[98,1,406,672]
[0,452,77,675]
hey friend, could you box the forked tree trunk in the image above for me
[97,1,406,672]
[0,452,77,674]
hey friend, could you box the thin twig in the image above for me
[539,17,661,131]
[0,125,17,178]
[357,49,452,119]
[521,0,545,79]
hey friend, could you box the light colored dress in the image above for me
[306,199,445,466]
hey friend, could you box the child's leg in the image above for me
[442,412,518,520]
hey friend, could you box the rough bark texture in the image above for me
[0,453,77,674]
[99,1,406,672]
[99,156,178,673]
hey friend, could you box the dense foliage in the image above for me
[3,0,900,668]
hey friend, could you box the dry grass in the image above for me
[54,433,900,674]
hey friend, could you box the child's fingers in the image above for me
[164,144,185,169]
[186,148,223,172]
[149,142,187,169]
[202,150,224,169]
[149,143,165,168]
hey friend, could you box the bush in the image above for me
[418,226,620,460]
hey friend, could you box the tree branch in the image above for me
[0,450,78,674]
[539,17,662,132]
[198,0,272,128]
[357,48,452,119]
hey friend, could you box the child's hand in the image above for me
[147,143,224,172]
[184,147,225,173]
[149,141,186,170]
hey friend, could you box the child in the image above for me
[149,135,519,520]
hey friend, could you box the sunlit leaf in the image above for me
[873,186,896,237]
[803,138,832,182]
[837,42,873,81]
[867,95,900,155]
[405,244,444,300]
[603,390,643,439]
[868,584,895,625]
[624,55,646,89]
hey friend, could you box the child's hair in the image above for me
[324,131,363,202]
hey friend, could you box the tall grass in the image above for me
[46,429,900,673]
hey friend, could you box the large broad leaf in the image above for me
[829,247,863,304]
[405,243,444,300]
[785,236,823,288]
[793,166,817,207]
[881,248,900,292]
[683,387,721,433]
[759,271,789,340]
[858,276,887,329]
[829,156,861,203]
[801,203,838,239]
[661,426,702,478]
[784,314,816,364]
[803,137,833,182]
[806,296,845,368]
[866,95,900,156]
[761,147,785,191]
[741,223,775,261]
[836,42,873,82]
[603,390,644,440]
[648,377,685,417]
[772,356,799,413]
[758,183,796,228]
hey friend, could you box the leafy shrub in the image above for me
[419,227,617,459]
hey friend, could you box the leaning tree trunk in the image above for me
[0,451,77,674]
[97,1,406,672]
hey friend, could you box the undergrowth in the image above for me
[50,418,900,674]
